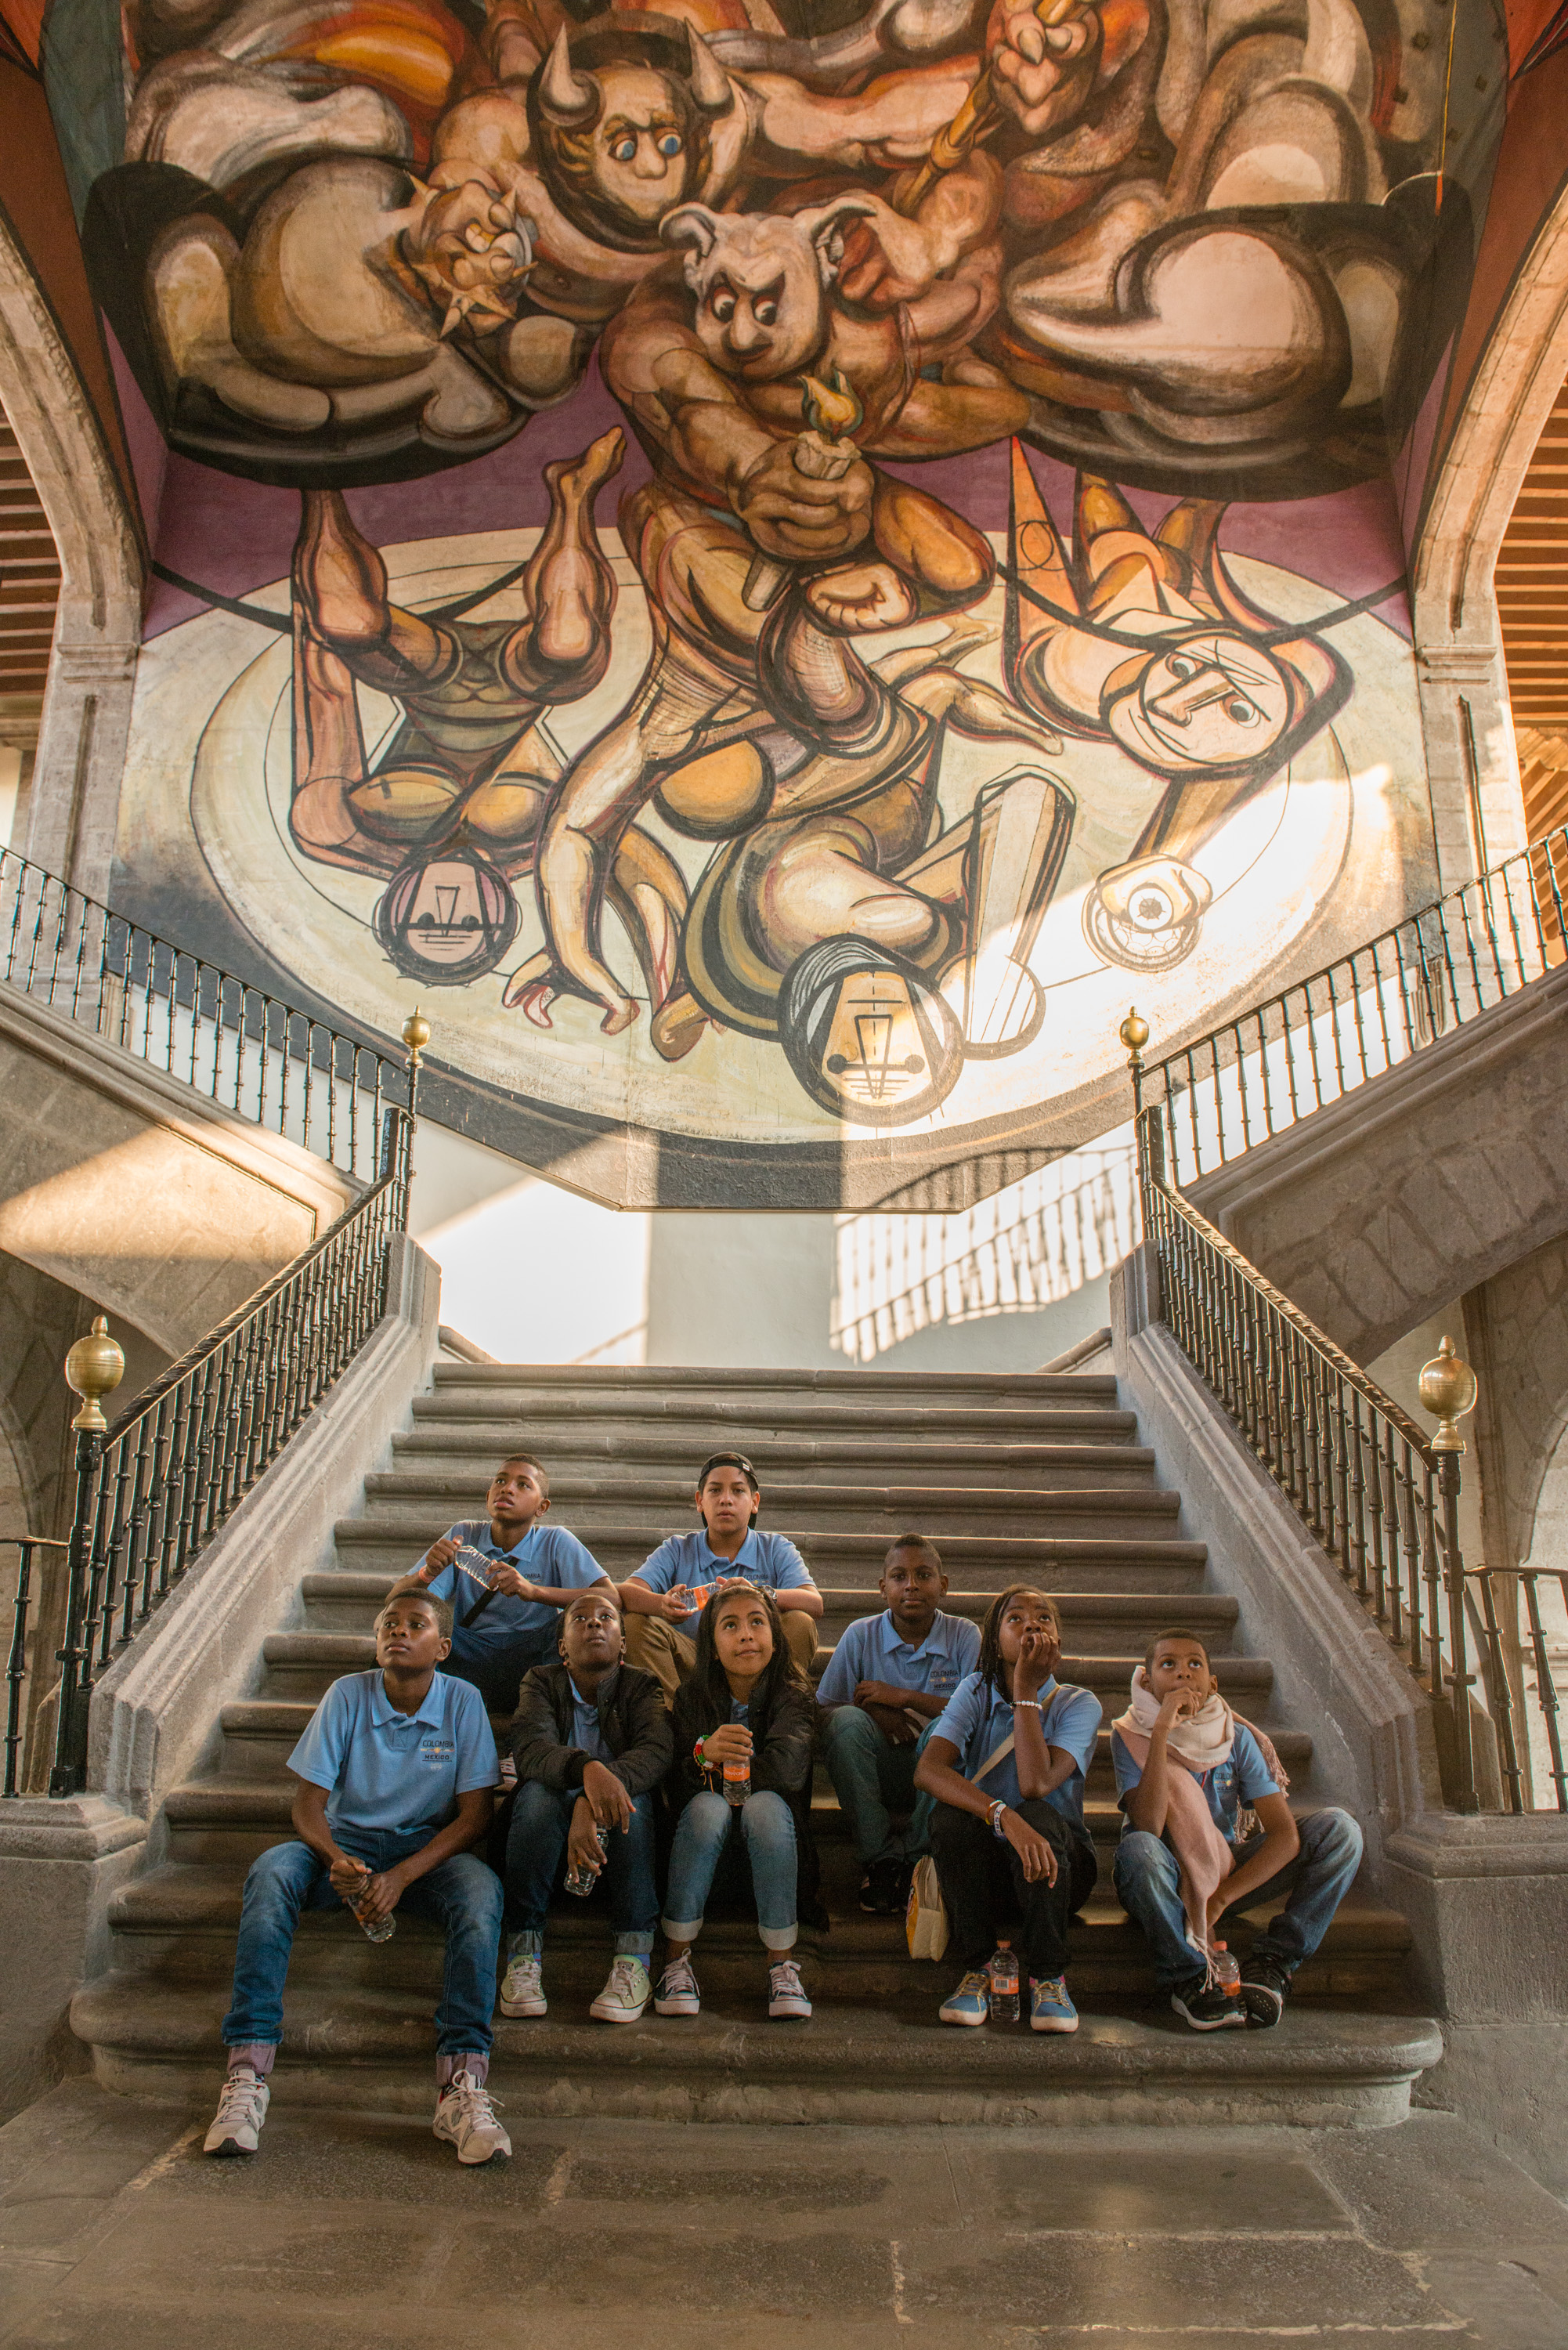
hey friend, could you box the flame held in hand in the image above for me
[800,368,863,442]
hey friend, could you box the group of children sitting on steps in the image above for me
[204,1445,1365,2167]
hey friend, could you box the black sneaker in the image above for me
[1170,1977,1247,2031]
[861,1857,905,1915]
[1239,1954,1293,2028]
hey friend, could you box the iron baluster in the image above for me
[1473,1566,1523,1815]
[1523,1575,1568,1810]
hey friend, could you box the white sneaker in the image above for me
[204,2065,269,2157]
[653,1955,701,2016]
[432,2070,511,2166]
[591,1954,651,2023]
[498,1953,546,2017]
[768,1958,811,2019]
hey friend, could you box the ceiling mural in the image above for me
[5,0,1540,1202]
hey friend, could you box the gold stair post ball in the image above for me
[1119,1006,1150,1058]
[401,1005,431,1067]
[64,1315,125,1434]
[1418,1334,1477,1455]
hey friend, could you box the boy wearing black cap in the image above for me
[619,1452,823,1702]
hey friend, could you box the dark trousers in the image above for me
[930,1799,1097,1980]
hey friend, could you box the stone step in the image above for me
[298,1574,1242,1652]
[412,1398,1138,1442]
[100,1858,1407,1998]
[207,1705,1312,1788]
[255,1633,1272,1708]
[430,1365,1122,1400]
[71,1974,1441,2126]
[161,1777,1322,1873]
[358,1473,1183,1542]
[332,1522,1209,1591]
[393,1430,1159,1489]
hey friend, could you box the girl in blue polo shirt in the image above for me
[916,1585,1101,2034]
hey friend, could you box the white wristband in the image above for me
[1013,1698,1042,1712]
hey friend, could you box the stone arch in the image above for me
[1411,179,1568,894]
[0,206,143,898]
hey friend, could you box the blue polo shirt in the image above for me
[570,1688,609,1761]
[287,1669,498,1839]
[816,1610,980,1708]
[929,1671,1102,1842]
[422,1519,609,1655]
[1111,1721,1281,1848]
[631,1529,815,1605]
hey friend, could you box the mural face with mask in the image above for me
[18,0,1523,1199]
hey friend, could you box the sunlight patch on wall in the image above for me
[832,1127,1138,1365]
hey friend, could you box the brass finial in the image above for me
[65,1315,125,1434]
[401,1005,431,1068]
[1119,1006,1150,1065]
[1419,1335,1477,1455]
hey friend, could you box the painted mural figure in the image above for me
[503,197,1074,1119]
[1005,443,1351,971]
[287,424,685,995]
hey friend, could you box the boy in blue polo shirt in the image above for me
[916,1585,1101,2034]
[204,1588,508,2167]
[389,1452,613,1715]
[818,1535,980,1914]
[620,1451,823,1701]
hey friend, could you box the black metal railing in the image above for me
[1,1536,67,1798]
[0,847,407,1180]
[1133,1097,1563,1814]
[1146,825,1568,1188]
[34,1097,416,1797]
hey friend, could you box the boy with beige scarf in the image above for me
[1111,1629,1363,2030]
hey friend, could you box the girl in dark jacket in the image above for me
[656,1582,816,2023]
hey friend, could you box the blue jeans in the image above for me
[1113,1807,1364,1990]
[504,1781,658,1957]
[221,1831,503,2058]
[442,1626,558,1716]
[663,1789,798,1952]
[820,1707,937,1864]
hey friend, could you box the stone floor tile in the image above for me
[0,2258,74,2338]
[1414,2251,1568,2349]
[1313,2111,1568,2250]
[0,2086,191,2205]
[942,2135,1349,2233]
[61,2197,452,2305]
[896,2229,1447,2331]
[144,2110,564,2208]
[433,2216,898,2316]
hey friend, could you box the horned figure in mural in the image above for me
[113,0,981,468]
[510,196,1075,1123]
[1006,443,1352,971]
[287,425,685,996]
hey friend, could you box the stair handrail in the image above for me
[8,1015,429,1800]
[1129,1086,1540,1817]
[1144,823,1568,1188]
[0,844,408,1183]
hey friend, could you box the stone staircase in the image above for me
[71,1365,1440,2124]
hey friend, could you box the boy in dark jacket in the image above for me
[499,1587,672,2024]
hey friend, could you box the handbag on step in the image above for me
[904,1731,1016,1961]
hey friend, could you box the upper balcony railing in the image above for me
[0,847,407,1182]
[1144,827,1568,1191]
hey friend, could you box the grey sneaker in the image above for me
[654,1955,701,2016]
[591,1955,652,2023]
[204,2065,269,2157]
[432,2070,511,2165]
[768,1958,811,2019]
[498,1953,546,2017]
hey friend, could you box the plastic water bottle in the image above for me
[1211,1941,1240,1994]
[723,1756,751,1806]
[350,1871,396,1943]
[988,1938,1020,2022]
[564,1824,608,1896]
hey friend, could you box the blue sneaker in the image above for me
[1030,1975,1078,2034]
[939,1970,990,2026]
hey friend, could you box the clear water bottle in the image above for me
[988,1937,1020,2022]
[350,1871,396,1943]
[1211,1941,1240,1994]
[564,1824,608,1896]
[723,1756,751,1806]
